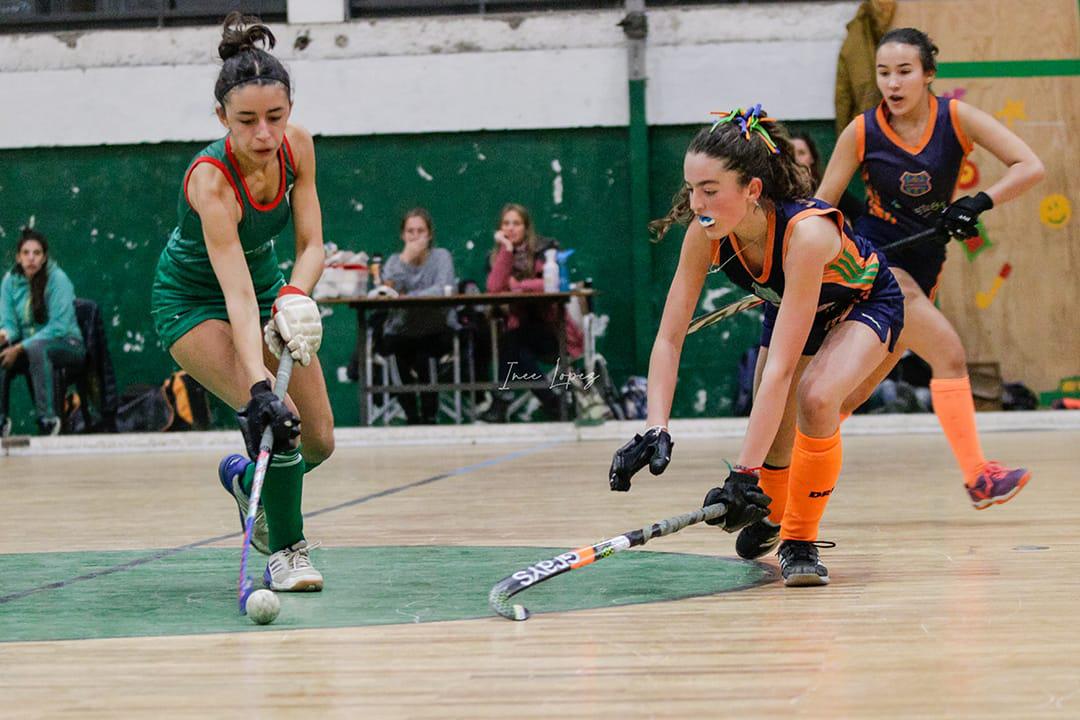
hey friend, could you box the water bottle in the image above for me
[557,249,575,292]
[371,253,383,287]
[543,249,559,292]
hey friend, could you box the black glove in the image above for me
[236,380,300,460]
[938,192,993,241]
[703,467,772,533]
[609,426,673,492]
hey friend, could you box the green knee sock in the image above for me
[241,448,306,552]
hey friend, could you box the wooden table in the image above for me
[322,290,594,425]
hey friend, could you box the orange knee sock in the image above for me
[930,376,986,485]
[781,429,842,542]
[758,465,789,525]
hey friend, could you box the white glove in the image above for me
[264,285,322,366]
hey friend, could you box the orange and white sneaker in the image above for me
[966,462,1031,510]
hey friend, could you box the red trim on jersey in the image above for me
[728,210,777,284]
[855,114,866,163]
[225,136,288,212]
[876,94,939,156]
[183,157,244,220]
[282,133,297,173]
[948,99,975,155]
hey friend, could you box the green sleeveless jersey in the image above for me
[151,135,297,348]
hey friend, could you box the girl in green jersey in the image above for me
[151,13,333,592]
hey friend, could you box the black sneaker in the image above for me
[735,519,781,560]
[777,540,835,587]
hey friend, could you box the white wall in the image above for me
[0,2,858,149]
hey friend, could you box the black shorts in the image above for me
[760,267,905,356]
[882,239,947,300]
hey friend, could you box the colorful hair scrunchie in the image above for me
[709,104,780,154]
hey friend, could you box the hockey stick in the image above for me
[488,502,727,621]
[237,353,294,614]
[687,227,942,335]
[688,294,765,335]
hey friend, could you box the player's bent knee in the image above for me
[796,380,840,424]
[933,340,968,378]
[302,431,335,465]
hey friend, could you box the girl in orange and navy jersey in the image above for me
[818,28,1045,509]
[608,105,904,586]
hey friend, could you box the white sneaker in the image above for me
[264,540,323,592]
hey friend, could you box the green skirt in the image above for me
[150,251,284,350]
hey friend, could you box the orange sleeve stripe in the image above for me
[855,114,866,163]
[782,207,845,262]
[949,99,975,155]
[876,96,939,156]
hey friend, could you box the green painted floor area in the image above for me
[0,546,774,642]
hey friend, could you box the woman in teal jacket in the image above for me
[0,228,85,436]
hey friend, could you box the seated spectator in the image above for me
[791,131,864,223]
[378,208,457,425]
[483,203,582,422]
[0,228,85,436]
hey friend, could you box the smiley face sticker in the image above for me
[1040,194,1072,229]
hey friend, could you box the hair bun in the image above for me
[218,11,276,61]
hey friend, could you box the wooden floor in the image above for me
[2,427,1079,718]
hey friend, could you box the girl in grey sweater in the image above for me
[378,208,457,424]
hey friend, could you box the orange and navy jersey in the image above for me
[708,198,882,316]
[853,95,972,246]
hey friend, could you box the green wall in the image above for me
[0,121,836,433]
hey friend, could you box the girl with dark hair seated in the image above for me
[0,228,85,436]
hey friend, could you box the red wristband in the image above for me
[273,284,307,315]
[277,284,307,298]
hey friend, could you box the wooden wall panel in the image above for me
[888,0,1079,394]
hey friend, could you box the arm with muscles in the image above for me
[609,223,710,492]
[704,218,837,531]
[264,126,324,367]
[815,120,861,208]
[191,165,298,459]
[940,102,1046,239]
